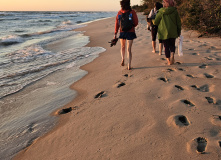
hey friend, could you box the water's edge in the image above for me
[10,17,109,160]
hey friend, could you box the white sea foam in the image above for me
[55,23,86,32]
[1,35,24,45]
[66,62,76,68]
[46,81,57,85]
[62,20,73,25]
[8,45,52,63]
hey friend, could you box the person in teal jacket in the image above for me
[154,0,181,65]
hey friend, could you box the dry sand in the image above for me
[14,14,221,160]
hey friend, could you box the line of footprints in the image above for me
[57,73,129,115]
[57,66,220,154]
[159,65,221,154]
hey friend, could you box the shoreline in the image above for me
[14,14,221,160]
[13,16,117,160]
[0,17,111,160]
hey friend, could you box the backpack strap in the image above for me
[118,12,122,24]
[129,12,132,20]
[118,11,133,21]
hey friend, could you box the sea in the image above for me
[0,11,116,159]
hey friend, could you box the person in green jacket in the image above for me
[154,0,181,65]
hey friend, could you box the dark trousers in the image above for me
[162,38,176,58]
[151,25,162,43]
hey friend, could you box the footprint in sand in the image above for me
[186,74,195,78]
[217,116,221,120]
[216,100,221,105]
[205,97,215,104]
[191,85,198,90]
[175,62,182,65]
[198,44,208,47]
[209,128,220,137]
[192,53,200,56]
[177,68,185,71]
[204,57,213,60]
[181,99,195,107]
[199,85,210,92]
[191,84,209,92]
[175,85,184,91]
[58,107,73,115]
[166,68,175,72]
[175,115,190,126]
[199,64,207,69]
[195,137,207,154]
[211,115,221,127]
[205,50,211,53]
[167,115,190,129]
[94,91,106,98]
[158,77,169,83]
[209,46,216,50]
[123,74,133,78]
[204,73,214,78]
[116,82,126,88]
[123,74,128,77]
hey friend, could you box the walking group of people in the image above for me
[114,0,181,70]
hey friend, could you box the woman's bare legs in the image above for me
[120,39,126,66]
[152,41,156,53]
[127,40,133,70]
[166,58,171,65]
[159,43,163,55]
[170,52,175,64]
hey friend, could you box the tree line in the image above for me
[132,0,221,36]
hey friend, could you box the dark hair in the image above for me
[155,2,163,10]
[120,0,131,11]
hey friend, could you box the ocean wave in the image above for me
[61,20,74,25]
[39,20,53,22]
[0,35,24,46]
[7,45,52,63]
[30,19,53,23]
[0,46,105,99]
[55,23,86,32]
[6,18,20,21]
[1,46,105,81]
[14,30,26,33]
[0,14,10,17]
[20,24,85,39]
[76,21,83,24]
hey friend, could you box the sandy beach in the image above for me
[14,14,221,160]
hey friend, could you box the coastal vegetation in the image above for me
[132,0,221,36]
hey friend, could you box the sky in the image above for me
[0,0,141,11]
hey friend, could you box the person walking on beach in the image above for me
[114,0,138,70]
[147,2,163,55]
[154,0,181,65]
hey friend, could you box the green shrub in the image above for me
[133,0,221,36]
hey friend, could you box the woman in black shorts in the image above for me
[114,0,138,70]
